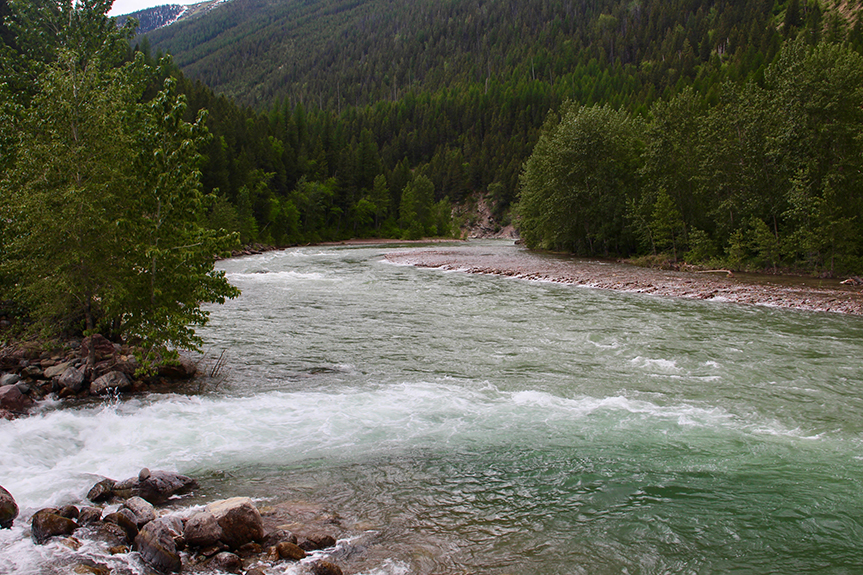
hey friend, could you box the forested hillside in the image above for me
[125,0,863,273]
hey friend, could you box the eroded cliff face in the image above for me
[456,196,518,240]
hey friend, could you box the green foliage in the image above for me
[517,103,643,254]
[0,0,239,362]
[518,35,863,274]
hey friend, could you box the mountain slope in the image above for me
[143,0,790,109]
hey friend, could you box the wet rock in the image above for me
[31,508,78,544]
[77,506,103,525]
[123,496,156,527]
[89,521,129,548]
[0,485,18,529]
[89,371,131,395]
[157,356,197,379]
[103,511,138,542]
[206,497,264,550]
[310,560,344,575]
[235,541,261,557]
[59,505,80,520]
[261,529,296,548]
[58,366,85,393]
[135,519,182,573]
[135,470,198,505]
[275,541,306,561]
[206,551,243,573]
[299,532,337,551]
[87,478,116,503]
[0,384,33,413]
[183,511,223,548]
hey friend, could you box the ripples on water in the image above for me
[1,240,863,574]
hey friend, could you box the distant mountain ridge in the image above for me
[118,0,232,35]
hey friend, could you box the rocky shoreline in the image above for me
[0,334,201,420]
[385,248,863,316]
[0,470,345,575]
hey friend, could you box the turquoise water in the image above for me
[1,240,862,574]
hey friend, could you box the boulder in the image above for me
[123,496,156,527]
[87,478,116,503]
[89,371,131,395]
[80,334,116,362]
[58,366,85,393]
[310,560,344,575]
[275,541,306,561]
[31,508,78,544]
[77,506,103,525]
[0,485,18,529]
[206,497,264,550]
[299,532,337,551]
[44,361,71,379]
[0,373,20,387]
[0,384,33,413]
[58,505,80,520]
[135,518,182,573]
[183,511,223,548]
[206,552,242,574]
[89,521,129,548]
[261,529,296,548]
[135,470,198,505]
[103,511,139,542]
[114,355,141,376]
[157,356,197,380]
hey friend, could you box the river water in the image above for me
[2,240,863,574]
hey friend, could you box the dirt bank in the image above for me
[385,248,863,316]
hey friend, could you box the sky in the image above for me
[108,0,195,17]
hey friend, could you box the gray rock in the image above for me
[0,373,20,387]
[206,497,264,550]
[135,519,182,573]
[58,366,85,393]
[0,485,18,529]
[44,361,71,379]
[135,470,198,505]
[183,511,223,548]
[89,371,131,395]
[31,508,78,544]
[123,496,156,527]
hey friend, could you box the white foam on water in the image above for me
[630,356,681,372]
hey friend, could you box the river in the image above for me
[1,240,863,574]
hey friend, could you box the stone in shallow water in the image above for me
[135,519,182,573]
[310,560,344,575]
[0,485,18,529]
[31,508,77,544]
[135,470,198,505]
[122,496,156,527]
[183,511,223,548]
[206,497,264,550]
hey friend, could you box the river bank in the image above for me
[385,245,863,315]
